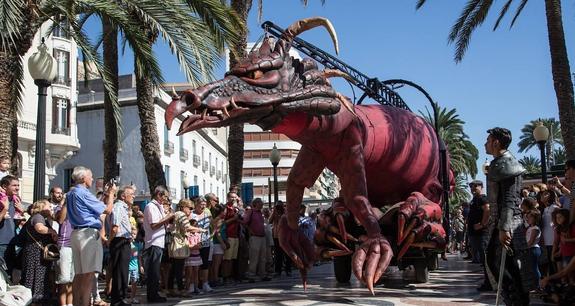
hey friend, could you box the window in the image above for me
[201,147,205,163]
[53,49,70,86]
[192,140,197,155]
[210,183,213,193]
[180,171,186,198]
[52,97,70,135]
[215,157,219,170]
[164,165,170,187]
[179,135,184,152]
[52,18,69,39]
[193,175,198,186]
[164,125,169,145]
[63,168,73,191]
[203,179,206,194]
[209,153,212,169]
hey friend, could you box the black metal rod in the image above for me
[538,141,547,183]
[273,163,279,205]
[268,177,272,208]
[33,79,50,202]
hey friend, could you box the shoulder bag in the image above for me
[26,227,59,262]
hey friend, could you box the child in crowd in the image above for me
[555,209,575,285]
[0,156,9,180]
[129,227,143,304]
[185,219,203,295]
[526,210,542,290]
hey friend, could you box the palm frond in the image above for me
[415,0,427,10]
[0,0,25,53]
[451,0,495,62]
[447,0,481,44]
[509,0,528,28]
[493,0,513,30]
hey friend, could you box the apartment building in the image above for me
[17,19,80,203]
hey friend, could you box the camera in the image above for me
[109,176,120,186]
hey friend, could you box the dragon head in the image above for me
[166,17,353,135]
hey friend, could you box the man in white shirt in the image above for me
[143,186,174,303]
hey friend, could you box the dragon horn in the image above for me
[171,86,178,97]
[323,69,356,84]
[282,17,339,55]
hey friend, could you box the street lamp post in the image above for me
[182,173,190,199]
[269,143,281,207]
[28,38,57,202]
[533,122,550,183]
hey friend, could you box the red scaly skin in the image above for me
[164,17,451,294]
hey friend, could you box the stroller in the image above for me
[0,257,31,306]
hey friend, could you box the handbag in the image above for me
[168,213,190,259]
[26,227,60,262]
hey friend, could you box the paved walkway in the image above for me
[129,253,551,305]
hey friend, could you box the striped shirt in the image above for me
[111,200,132,239]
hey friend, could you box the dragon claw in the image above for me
[278,216,315,288]
[352,235,393,294]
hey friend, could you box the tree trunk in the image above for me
[0,8,39,174]
[545,0,575,160]
[135,65,166,195]
[227,0,252,191]
[102,18,119,182]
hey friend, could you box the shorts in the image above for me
[71,228,103,274]
[212,243,224,255]
[185,253,202,267]
[199,246,211,269]
[223,237,239,260]
[128,269,139,283]
[55,246,74,284]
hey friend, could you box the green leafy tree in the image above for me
[449,174,471,214]
[517,118,563,167]
[420,104,479,178]
[519,155,541,174]
[553,147,566,165]
[416,0,575,161]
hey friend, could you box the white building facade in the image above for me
[54,74,228,203]
[17,19,80,203]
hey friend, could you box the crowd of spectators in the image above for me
[449,159,575,304]
[0,161,297,306]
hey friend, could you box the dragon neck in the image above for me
[271,107,356,142]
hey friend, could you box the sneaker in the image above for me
[202,283,213,293]
[131,298,140,304]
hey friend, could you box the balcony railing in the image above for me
[52,126,70,135]
[18,121,36,131]
[210,166,216,176]
[216,170,222,180]
[179,148,189,161]
[164,141,174,155]
[193,155,200,167]
[53,76,72,87]
[202,161,208,172]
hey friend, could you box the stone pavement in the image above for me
[130,253,552,305]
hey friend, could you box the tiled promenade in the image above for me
[129,253,551,305]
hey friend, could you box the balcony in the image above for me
[179,148,189,161]
[164,141,174,155]
[53,76,72,87]
[18,121,36,131]
[193,155,200,167]
[52,126,70,136]
[210,166,216,176]
[216,170,222,180]
[202,161,208,172]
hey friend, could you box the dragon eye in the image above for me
[248,70,264,80]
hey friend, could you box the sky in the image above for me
[106,1,575,183]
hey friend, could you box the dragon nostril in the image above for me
[183,92,201,109]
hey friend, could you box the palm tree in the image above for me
[0,0,161,172]
[420,104,479,178]
[553,147,566,165]
[130,1,242,193]
[519,155,541,174]
[226,0,326,191]
[449,174,471,214]
[517,118,563,167]
[416,0,575,160]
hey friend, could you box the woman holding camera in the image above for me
[21,199,58,304]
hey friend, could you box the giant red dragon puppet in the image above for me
[166,17,451,294]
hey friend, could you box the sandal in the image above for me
[93,300,109,306]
